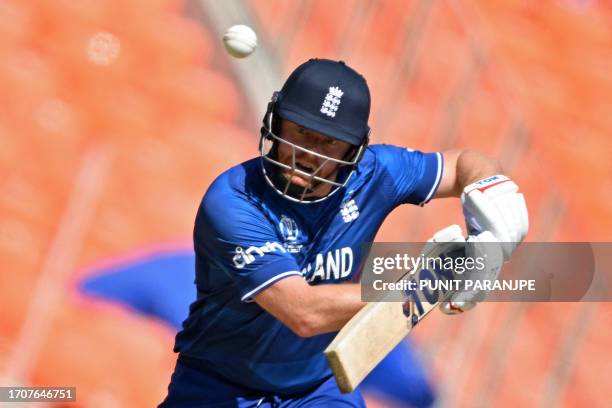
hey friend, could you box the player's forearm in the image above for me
[445,150,502,197]
[297,283,366,337]
[435,150,502,198]
[457,150,502,188]
[254,277,366,338]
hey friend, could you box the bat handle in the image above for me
[411,311,419,327]
[402,301,420,328]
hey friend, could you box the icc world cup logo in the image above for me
[279,215,299,242]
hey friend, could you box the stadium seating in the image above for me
[1,0,610,406]
[0,0,253,405]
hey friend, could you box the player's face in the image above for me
[276,120,353,197]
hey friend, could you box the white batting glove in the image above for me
[420,225,505,315]
[461,175,528,261]
[439,230,504,315]
[419,224,466,255]
[422,225,481,315]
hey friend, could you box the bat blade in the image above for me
[325,241,464,393]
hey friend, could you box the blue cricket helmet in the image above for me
[275,58,371,146]
[260,59,372,203]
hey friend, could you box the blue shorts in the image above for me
[159,357,365,408]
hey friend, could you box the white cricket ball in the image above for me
[223,24,257,58]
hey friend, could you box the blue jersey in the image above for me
[174,144,443,395]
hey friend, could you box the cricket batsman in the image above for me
[159,58,529,407]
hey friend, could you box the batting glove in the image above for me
[461,175,529,261]
[439,230,504,315]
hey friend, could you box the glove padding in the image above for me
[423,225,504,315]
[439,230,504,314]
[462,175,528,261]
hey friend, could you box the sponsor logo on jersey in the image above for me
[302,247,353,282]
[340,199,359,223]
[232,242,286,269]
[320,86,343,118]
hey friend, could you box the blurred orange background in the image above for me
[1,0,610,406]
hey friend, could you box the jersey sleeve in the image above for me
[373,144,443,207]
[195,186,302,302]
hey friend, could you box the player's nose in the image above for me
[295,150,323,171]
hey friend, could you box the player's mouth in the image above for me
[285,163,316,187]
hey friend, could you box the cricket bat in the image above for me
[325,239,465,393]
